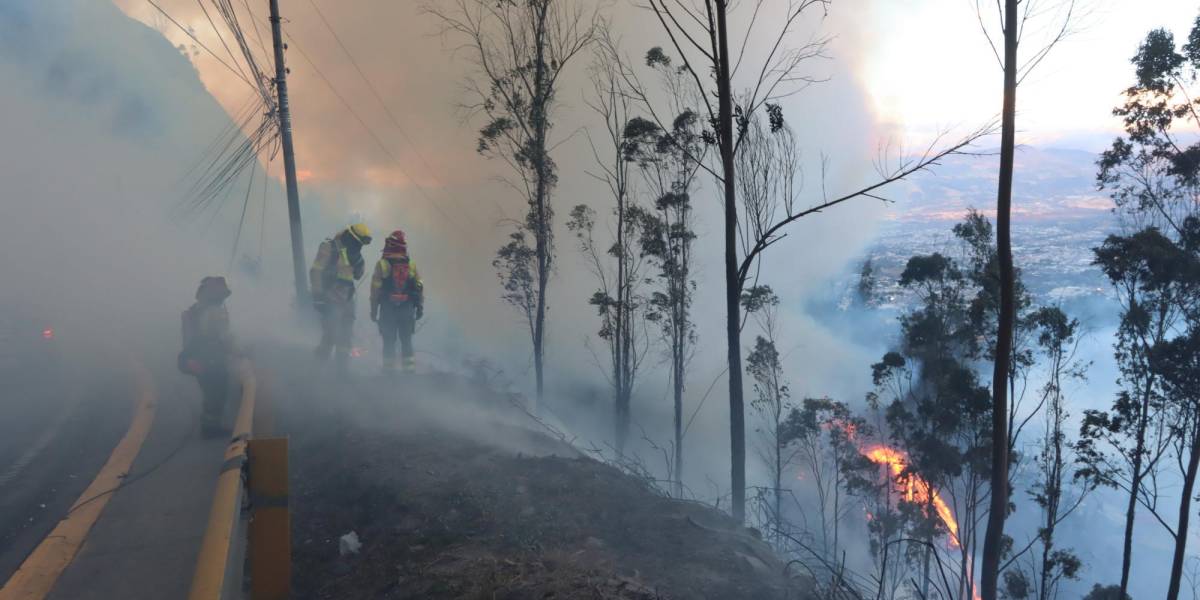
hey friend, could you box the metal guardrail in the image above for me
[188,361,290,600]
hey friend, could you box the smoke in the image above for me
[96,0,913,496]
[6,0,911,562]
[0,0,269,351]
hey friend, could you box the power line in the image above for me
[260,158,271,261]
[144,0,255,89]
[203,0,276,107]
[304,0,447,189]
[195,0,250,84]
[240,0,272,67]
[229,162,257,272]
[303,0,504,225]
[282,31,471,236]
[175,93,258,190]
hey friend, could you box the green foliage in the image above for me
[1002,570,1031,600]
[645,46,671,68]
[862,210,1070,566]
[477,116,516,154]
[1078,223,1198,488]
[740,285,779,315]
[1082,584,1132,600]
[1152,327,1200,409]
[621,117,662,162]
[566,203,596,236]
[492,231,536,320]
[623,80,703,365]
[746,335,786,411]
[898,252,957,288]
[855,257,877,308]
[1099,14,1200,227]
[1084,22,1200,586]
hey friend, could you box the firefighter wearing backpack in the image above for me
[370,230,424,374]
[179,276,237,437]
[310,223,372,374]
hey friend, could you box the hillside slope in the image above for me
[260,347,799,599]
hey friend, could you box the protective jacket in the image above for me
[181,302,233,369]
[178,276,234,378]
[370,252,423,313]
[310,234,365,303]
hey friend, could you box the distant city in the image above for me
[836,147,1119,322]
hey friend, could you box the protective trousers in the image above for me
[378,302,416,372]
[196,365,229,436]
[316,300,355,373]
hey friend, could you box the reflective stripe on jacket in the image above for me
[310,236,365,301]
[370,256,423,311]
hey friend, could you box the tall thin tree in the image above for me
[976,1,1078,596]
[618,43,705,493]
[742,286,791,544]
[644,0,990,520]
[569,45,652,453]
[1089,16,1200,596]
[430,0,600,409]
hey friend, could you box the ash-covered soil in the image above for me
[260,347,799,599]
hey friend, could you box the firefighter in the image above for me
[179,276,237,438]
[370,230,424,374]
[310,223,372,375]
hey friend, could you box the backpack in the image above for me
[178,303,227,374]
[387,257,414,304]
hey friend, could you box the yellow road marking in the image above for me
[0,359,156,600]
[188,361,256,600]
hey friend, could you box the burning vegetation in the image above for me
[862,446,961,550]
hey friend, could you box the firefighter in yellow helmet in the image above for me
[370,230,424,374]
[310,223,372,374]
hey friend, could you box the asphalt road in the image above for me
[0,332,229,599]
[0,339,131,585]
[46,351,228,600]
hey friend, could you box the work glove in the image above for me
[415,304,424,321]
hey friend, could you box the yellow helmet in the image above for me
[347,223,372,245]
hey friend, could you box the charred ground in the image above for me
[258,346,799,599]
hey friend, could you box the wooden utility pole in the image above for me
[269,0,309,305]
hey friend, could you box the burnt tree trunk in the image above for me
[530,2,551,411]
[981,0,1018,598]
[712,0,746,523]
[674,321,685,494]
[614,170,629,453]
[1118,381,1154,600]
[1167,421,1200,600]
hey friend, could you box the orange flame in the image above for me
[863,445,960,548]
[822,418,860,440]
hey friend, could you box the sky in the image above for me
[863,0,1199,149]
[109,0,1200,198]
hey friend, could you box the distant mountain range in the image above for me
[884,146,1112,223]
